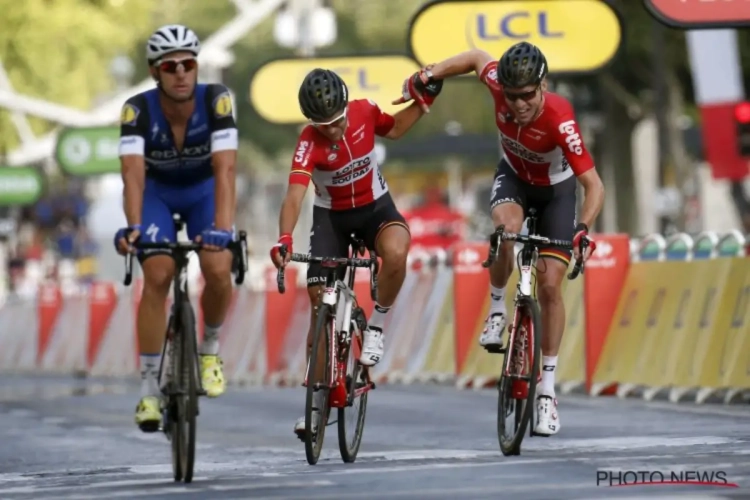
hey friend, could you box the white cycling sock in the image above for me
[200,324,221,355]
[540,356,558,397]
[368,303,390,331]
[489,285,506,316]
[140,354,161,397]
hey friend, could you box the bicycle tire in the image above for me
[496,296,542,456]
[180,300,198,483]
[169,316,183,482]
[338,307,369,463]
[305,303,333,465]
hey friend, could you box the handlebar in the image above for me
[123,230,249,286]
[276,244,380,301]
[481,228,588,280]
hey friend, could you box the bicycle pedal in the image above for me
[197,388,208,397]
[483,344,506,354]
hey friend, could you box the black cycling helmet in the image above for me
[497,42,548,89]
[298,68,348,122]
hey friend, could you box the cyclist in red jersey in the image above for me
[270,68,442,439]
[397,42,604,437]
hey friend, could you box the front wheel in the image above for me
[496,296,542,456]
[304,303,333,465]
[338,308,369,463]
[170,301,198,482]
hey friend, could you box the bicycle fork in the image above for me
[302,284,355,408]
[505,252,536,400]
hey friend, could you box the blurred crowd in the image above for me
[5,183,98,300]
[1,176,477,301]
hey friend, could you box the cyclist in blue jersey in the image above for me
[114,24,238,433]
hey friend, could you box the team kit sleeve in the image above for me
[553,102,595,176]
[368,99,395,137]
[206,84,239,152]
[478,61,501,91]
[288,129,316,187]
[118,95,148,157]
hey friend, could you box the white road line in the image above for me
[0,479,335,499]
[568,395,749,418]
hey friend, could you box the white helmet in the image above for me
[146,24,201,64]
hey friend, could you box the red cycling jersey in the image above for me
[479,61,595,186]
[289,99,395,210]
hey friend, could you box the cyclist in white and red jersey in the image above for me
[397,42,604,437]
[270,68,442,440]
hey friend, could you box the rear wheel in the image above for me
[496,296,542,456]
[305,303,333,465]
[338,307,369,463]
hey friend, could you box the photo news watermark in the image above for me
[597,469,739,488]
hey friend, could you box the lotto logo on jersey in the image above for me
[558,120,583,155]
[332,156,372,186]
[501,136,546,163]
[294,141,311,166]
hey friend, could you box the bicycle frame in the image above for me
[482,211,583,386]
[277,241,378,408]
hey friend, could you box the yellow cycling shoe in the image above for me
[200,354,226,398]
[135,396,161,433]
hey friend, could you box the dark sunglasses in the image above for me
[157,57,198,74]
[503,86,539,102]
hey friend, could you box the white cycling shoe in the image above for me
[359,326,384,366]
[534,395,560,436]
[294,416,317,440]
[479,312,507,352]
[293,391,326,441]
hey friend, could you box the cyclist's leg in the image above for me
[135,181,177,431]
[532,174,577,435]
[183,178,233,398]
[359,193,410,366]
[295,205,348,436]
[483,160,527,348]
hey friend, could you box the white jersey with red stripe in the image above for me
[479,61,595,186]
[288,99,395,210]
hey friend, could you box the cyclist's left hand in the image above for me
[196,226,233,252]
[572,224,597,262]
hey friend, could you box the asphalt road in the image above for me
[0,375,747,499]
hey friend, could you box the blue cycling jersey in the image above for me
[117,83,238,255]
[118,83,238,186]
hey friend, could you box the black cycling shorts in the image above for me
[489,159,577,265]
[306,192,409,286]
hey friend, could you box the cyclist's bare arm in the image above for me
[428,49,495,80]
[576,169,605,229]
[384,102,424,140]
[279,183,308,236]
[121,155,145,227]
[212,150,237,230]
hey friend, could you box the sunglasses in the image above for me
[310,108,347,127]
[503,87,539,102]
[156,57,198,74]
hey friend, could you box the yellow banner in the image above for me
[248,55,421,124]
[408,0,623,74]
